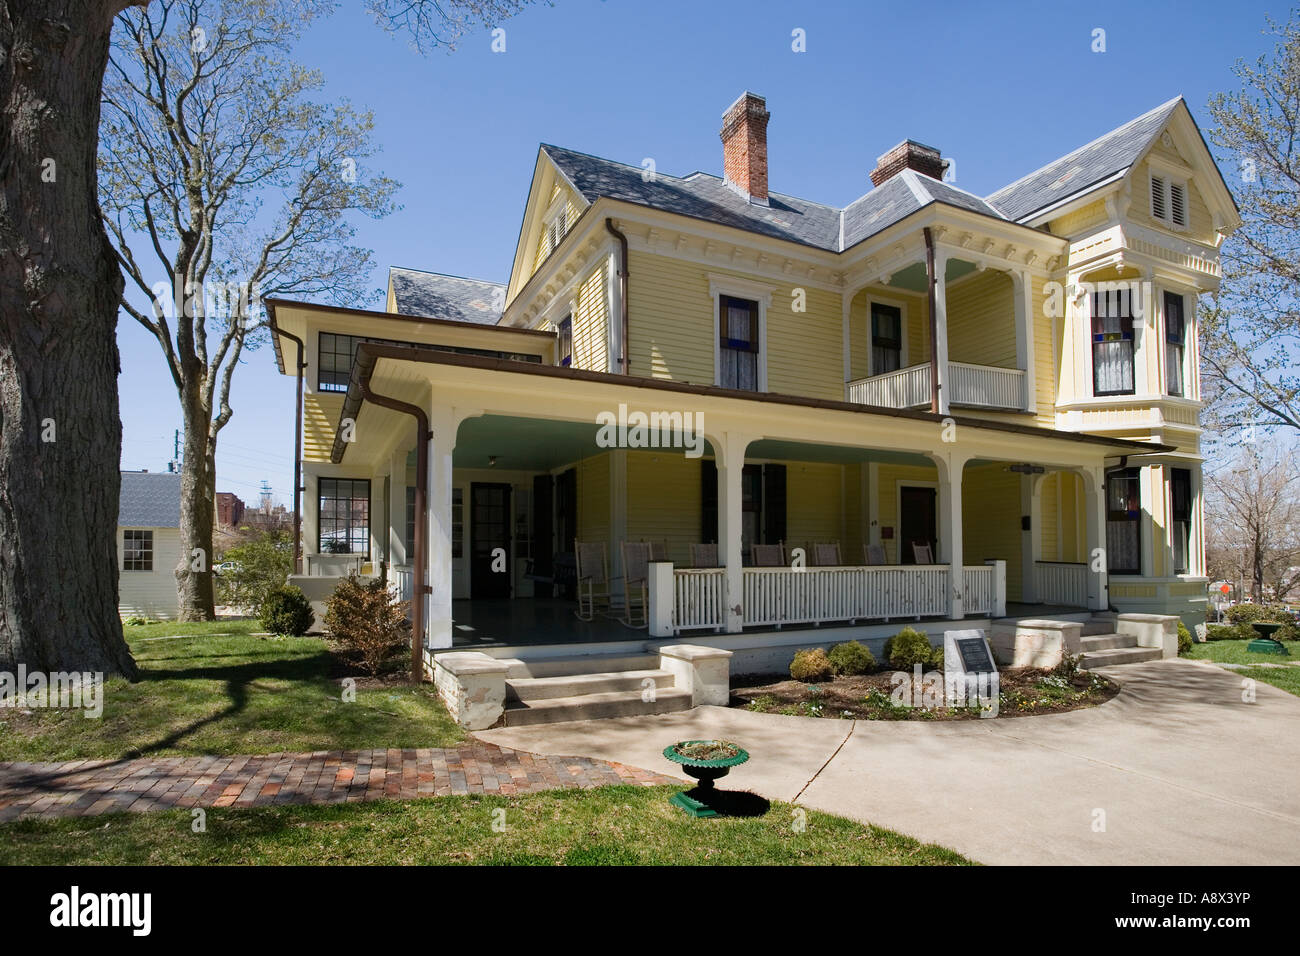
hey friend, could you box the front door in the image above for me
[899,486,937,564]
[470,483,512,599]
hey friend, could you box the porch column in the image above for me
[1139,465,1157,577]
[426,405,457,650]
[388,447,409,569]
[1012,270,1037,414]
[1081,465,1110,611]
[1190,462,1206,577]
[930,449,967,620]
[1021,472,1043,603]
[714,430,751,634]
[933,252,951,415]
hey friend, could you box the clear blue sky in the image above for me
[116,0,1282,505]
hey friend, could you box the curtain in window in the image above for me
[871,304,902,374]
[1092,290,1134,395]
[719,297,759,390]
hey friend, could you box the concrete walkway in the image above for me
[477,659,1300,865]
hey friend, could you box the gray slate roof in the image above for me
[986,97,1184,222]
[119,471,181,528]
[389,268,505,324]
[539,99,1187,252]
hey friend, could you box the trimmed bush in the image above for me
[1177,620,1193,655]
[1225,603,1266,624]
[827,640,875,676]
[325,573,411,676]
[790,648,834,682]
[260,585,314,636]
[884,627,934,671]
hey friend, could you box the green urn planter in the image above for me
[1247,621,1289,655]
[663,739,749,818]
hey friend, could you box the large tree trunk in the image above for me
[175,382,215,620]
[0,2,139,677]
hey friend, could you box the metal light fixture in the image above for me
[1007,463,1045,475]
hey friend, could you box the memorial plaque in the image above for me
[956,636,995,674]
[943,629,999,713]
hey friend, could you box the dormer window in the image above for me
[1150,174,1188,229]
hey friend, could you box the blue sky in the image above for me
[116,0,1282,505]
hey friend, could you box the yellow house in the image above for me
[268,92,1236,683]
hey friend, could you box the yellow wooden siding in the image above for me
[1031,276,1055,426]
[303,393,345,462]
[573,263,610,373]
[577,453,610,543]
[1130,139,1216,246]
[960,462,1023,601]
[946,271,1016,369]
[531,184,583,278]
[849,287,929,381]
[843,463,864,564]
[626,250,715,383]
[785,462,844,547]
[625,452,701,565]
[1039,473,1060,560]
[1047,198,1109,237]
[765,286,844,401]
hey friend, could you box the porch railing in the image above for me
[390,564,414,604]
[653,562,1009,636]
[1035,561,1089,608]
[847,362,1026,411]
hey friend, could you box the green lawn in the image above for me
[0,621,464,761]
[1184,640,1300,696]
[0,785,973,866]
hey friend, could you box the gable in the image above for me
[505,150,591,306]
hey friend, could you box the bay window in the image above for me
[1092,288,1135,396]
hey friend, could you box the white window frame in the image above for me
[709,274,772,391]
[1159,287,1192,399]
[867,296,910,376]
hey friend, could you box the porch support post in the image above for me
[1190,462,1206,577]
[930,449,967,620]
[841,292,853,400]
[1139,465,1156,578]
[1021,473,1043,603]
[1081,465,1110,611]
[425,404,457,650]
[1013,269,1036,414]
[388,447,408,569]
[933,251,951,415]
[715,430,750,634]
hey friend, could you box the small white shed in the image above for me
[117,470,183,620]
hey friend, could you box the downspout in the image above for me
[605,218,630,374]
[924,226,940,414]
[359,378,430,684]
[269,310,306,575]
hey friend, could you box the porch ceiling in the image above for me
[885,258,977,293]
[746,439,931,467]
[453,414,716,471]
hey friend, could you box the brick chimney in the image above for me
[720,91,770,205]
[870,139,946,186]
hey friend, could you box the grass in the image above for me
[0,620,464,761]
[0,785,973,866]
[1183,639,1300,696]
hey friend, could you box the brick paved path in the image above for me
[0,744,679,821]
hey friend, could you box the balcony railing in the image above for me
[848,362,1027,412]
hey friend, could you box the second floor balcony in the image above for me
[848,361,1028,412]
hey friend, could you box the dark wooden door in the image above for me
[899,486,937,564]
[471,483,512,599]
[531,474,554,598]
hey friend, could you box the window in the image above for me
[556,315,572,367]
[545,209,568,257]
[1164,291,1186,397]
[123,530,153,571]
[718,295,760,390]
[1106,469,1141,574]
[871,303,903,374]
[317,332,544,392]
[1171,468,1192,574]
[319,478,370,557]
[1091,289,1135,396]
[1150,174,1188,229]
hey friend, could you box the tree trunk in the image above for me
[0,2,139,677]
[175,382,215,620]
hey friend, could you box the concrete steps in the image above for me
[502,686,692,726]
[1080,614,1118,636]
[1079,627,1162,669]
[498,651,691,726]
[496,653,661,680]
[506,669,673,702]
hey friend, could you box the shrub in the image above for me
[930,646,945,671]
[1053,651,1082,680]
[325,573,411,677]
[827,641,875,676]
[789,647,834,682]
[1225,603,1269,624]
[884,627,934,671]
[216,530,293,612]
[1177,620,1193,655]
[122,616,148,627]
[1206,623,1237,641]
[260,585,314,636]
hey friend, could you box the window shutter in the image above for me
[1150,175,1166,220]
[700,458,718,543]
[1169,182,1187,227]
[763,464,787,545]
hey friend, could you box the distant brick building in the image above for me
[216,492,246,528]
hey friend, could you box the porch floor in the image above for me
[447,597,1018,648]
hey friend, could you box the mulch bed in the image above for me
[732,666,1119,721]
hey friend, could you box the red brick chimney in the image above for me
[870,140,946,186]
[720,92,770,205]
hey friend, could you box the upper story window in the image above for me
[1150,174,1188,229]
[871,303,903,374]
[123,530,153,572]
[718,295,760,390]
[556,315,573,367]
[1164,291,1186,397]
[1091,289,1135,397]
[1105,468,1141,575]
